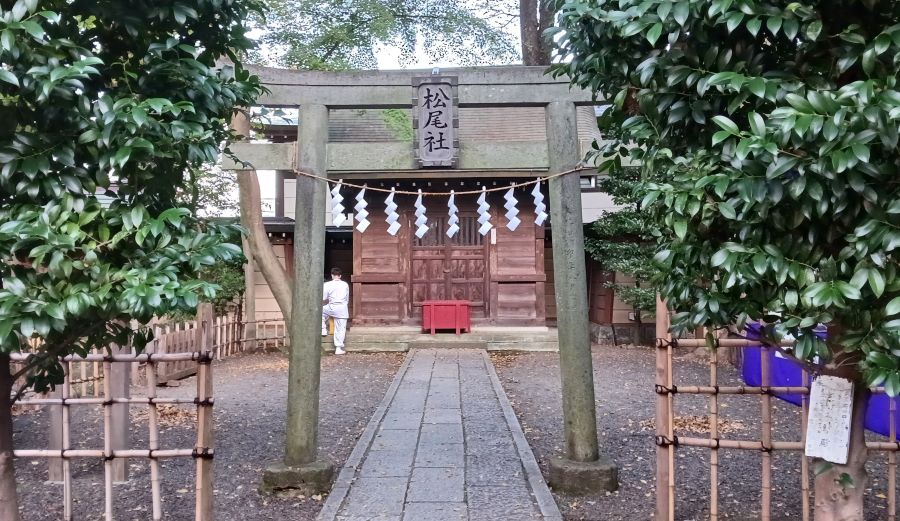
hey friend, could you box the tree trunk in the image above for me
[0,354,21,521]
[537,1,555,64]
[519,0,542,65]
[237,170,293,323]
[813,384,868,521]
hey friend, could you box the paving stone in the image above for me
[432,363,459,378]
[390,396,427,412]
[402,502,467,521]
[466,485,542,521]
[381,411,423,430]
[423,407,462,424]
[414,442,464,468]
[419,422,463,445]
[370,429,419,451]
[358,450,415,477]
[466,454,526,486]
[341,477,408,517]
[336,515,402,521]
[407,467,464,502]
[329,349,557,521]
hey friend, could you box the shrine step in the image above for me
[321,326,559,353]
[407,341,488,350]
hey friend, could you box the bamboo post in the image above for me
[195,303,214,521]
[147,338,163,520]
[761,344,772,521]
[62,368,72,520]
[655,295,673,521]
[108,342,131,483]
[103,358,114,520]
[801,369,810,521]
[47,384,63,482]
[890,396,897,520]
[709,343,719,521]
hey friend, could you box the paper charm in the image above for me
[447,190,459,238]
[330,180,347,226]
[532,179,548,226]
[477,186,493,236]
[414,189,428,239]
[354,185,369,233]
[385,187,401,236]
[504,186,521,231]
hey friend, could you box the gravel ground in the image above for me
[492,345,900,521]
[14,351,404,521]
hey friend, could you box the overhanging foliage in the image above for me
[552,0,900,391]
[0,0,264,390]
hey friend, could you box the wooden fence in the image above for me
[654,299,900,521]
[145,307,287,384]
[12,349,214,521]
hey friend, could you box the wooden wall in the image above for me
[588,260,614,325]
[350,192,547,326]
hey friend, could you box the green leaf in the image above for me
[131,206,144,228]
[748,77,766,98]
[862,48,876,75]
[749,112,765,136]
[711,249,729,267]
[114,146,132,167]
[132,107,148,127]
[0,69,18,87]
[712,130,730,146]
[78,128,99,144]
[719,201,736,219]
[887,296,900,316]
[869,270,886,297]
[746,17,762,36]
[712,115,739,135]
[673,218,687,238]
[20,20,45,40]
[806,20,822,41]
[0,31,14,52]
[767,16,782,36]
[673,1,689,26]
[642,23,660,45]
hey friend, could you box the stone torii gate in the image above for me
[224,65,618,493]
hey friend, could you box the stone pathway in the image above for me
[317,349,561,521]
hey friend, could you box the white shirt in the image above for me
[322,279,350,318]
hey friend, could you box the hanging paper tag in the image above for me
[330,181,346,227]
[804,375,854,464]
[384,188,400,236]
[354,186,369,233]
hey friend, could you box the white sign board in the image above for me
[413,76,458,168]
[805,375,854,464]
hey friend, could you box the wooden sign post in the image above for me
[805,375,854,464]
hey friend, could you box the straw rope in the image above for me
[291,165,588,196]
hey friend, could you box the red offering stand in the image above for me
[421,300,471,335]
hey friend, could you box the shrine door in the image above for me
[410,212,487,320]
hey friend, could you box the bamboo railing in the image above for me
[655,324,900,520]
[10,349,214,521]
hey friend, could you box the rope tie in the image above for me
[291,165,586,196]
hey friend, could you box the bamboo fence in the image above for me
[654,309,900,521]
[11,350,214,521]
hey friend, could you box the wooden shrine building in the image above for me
[226,65,613,344]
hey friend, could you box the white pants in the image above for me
[322,306,348,348]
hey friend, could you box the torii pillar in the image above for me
[545,101,618,493]
[261,103,335,493]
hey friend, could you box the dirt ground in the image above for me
[14,351,404,521]
[491,345,900,521]
[14,346,900,521]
